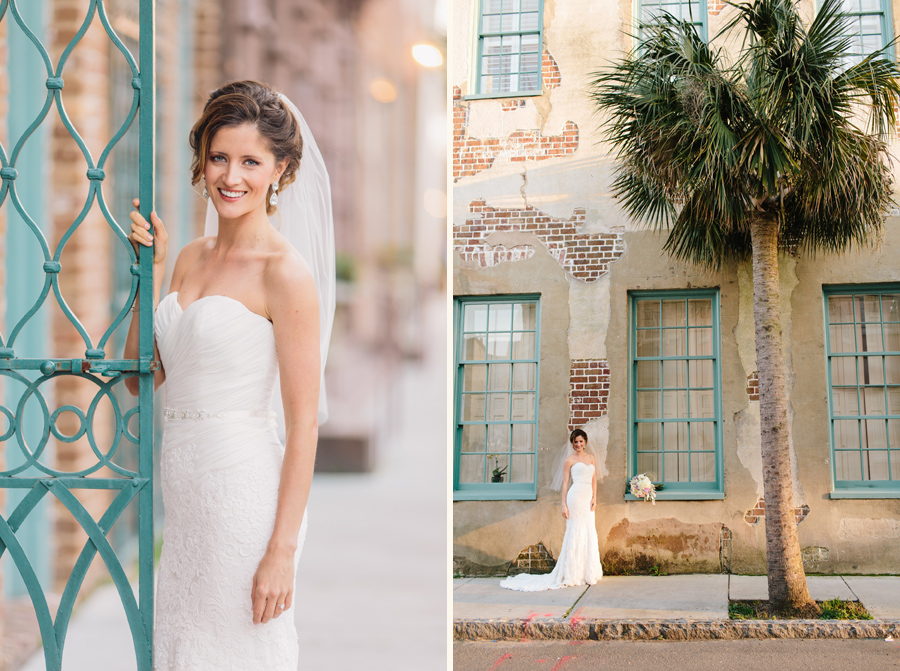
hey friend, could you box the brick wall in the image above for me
[569,360,610,431]
[49,0,113,594]
[746,371,759,401]
[743,497,810,525]
[452,86,579,181]
[454,199,625,281]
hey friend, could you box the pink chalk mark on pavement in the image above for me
[487,653,513,670]
[550,655,576,670]
[521,611,555,642]
[568,606,585,629]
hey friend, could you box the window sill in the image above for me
[830,490,900,499]
[624,491,724,502]
[463,90,543,101]
[454,484,537,501]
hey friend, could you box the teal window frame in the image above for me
[636,0,709,43]
[453,295,541,501]
[468,0,545,100]
[627,289,724,500]
[826,0,896,67]
[824,284,900,499]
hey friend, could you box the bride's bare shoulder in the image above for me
[263,239,315,308]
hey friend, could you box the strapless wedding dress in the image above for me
[500,462,602,591]
[153,292,307,670]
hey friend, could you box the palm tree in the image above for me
[590,0,900,613]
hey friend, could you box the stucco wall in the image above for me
[453,0,900,575]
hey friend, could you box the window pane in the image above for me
[833,387,859,416]
[481,75,499,93]
[521,33,540,51]
[830,324,856,353]
[664,421,688,451]
[835,451,862,481]
[519,73,539,90]
[483,36,502,55]
[662,300,686,327]
[865,419,887,450]
[520,53,540,72]
[462,394,486,421]
[486,393,510,420]
[500,13,520,31]
[859,355,884,384]
[636,329,660,357]
[688,328,713,356]
[522,0,540,10]
[489,303,512,331]
[484,0,503,12]
[860,14,882,34]
[831,357,857,386]
[487,453,510,481]
[513,303,537,330]
[637,452,660,481]
[501,0,520,12]
[859,323,884,351]
[461,425,486,452]
[829,295,854,323]
[459,455,485,483]
[637,422,660,451]
[488,363,511,391]
[662,360,687,388]
[487,424,510,452]
[662,390,687,418]
[463,364,487,391]
[889,419,900,450]
[482,14,502,32]
[637,300,660,327]
[834,419,860,450]
[691,452,715,481]
[510,454,534,483]
[884,294,900,322]
[483,55,501,74]
[863,451,889,480]
[888,388,900,415]
[688,299,712,326]
[636,361,660,388]
[512,332,535,359]
[502,35,521,53]
[885,323,900,352]
[689,390,714,418]
[464,334,486,360]
[512,362,537,390]
[887,356,900,384]
[664,452,689,481]
[464,303,488,331]
[662,328,685,356]
[511,393,535,420]
[689,360,713,387]
[487,333,511,359]
[520,12,540,30]
[637,391,660,419]
[512,423,534,451]
[863,386,886,416]
[859,294,881,321]
[690,422,714,450]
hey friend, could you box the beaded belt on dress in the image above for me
[164,407,276,421]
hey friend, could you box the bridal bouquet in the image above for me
[629,474,658,504]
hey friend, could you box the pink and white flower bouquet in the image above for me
[629,473,658,504]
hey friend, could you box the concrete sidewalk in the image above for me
[454,574,900,641]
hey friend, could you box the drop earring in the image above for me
[202,179,209,199]
[270,180,279,207]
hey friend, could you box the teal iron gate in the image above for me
[0,1,155,669]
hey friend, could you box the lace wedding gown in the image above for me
[500,462,602,591]
[153,292,307,670]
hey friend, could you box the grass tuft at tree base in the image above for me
[729,599,873,620]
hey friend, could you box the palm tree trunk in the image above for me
[749,214,818,614]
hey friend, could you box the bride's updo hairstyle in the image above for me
[189,80,303,215]
[570,428,588,445]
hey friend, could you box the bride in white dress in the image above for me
[124,81,334,669]
[500,429,603,591]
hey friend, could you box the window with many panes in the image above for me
[472,0,543,98]
[825,286,900,497]
[835,0,893,68]
[638,0,708,41]
[454,297,540,500]
[629,290,723,499]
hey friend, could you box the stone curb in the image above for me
[454,618,900,642]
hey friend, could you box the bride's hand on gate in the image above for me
[251,547,295,624]
[128,198,167,266]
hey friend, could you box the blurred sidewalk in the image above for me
[19,290,448,670]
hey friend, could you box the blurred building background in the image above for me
[0,0,446,667]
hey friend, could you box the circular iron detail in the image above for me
[50,405,87,442]
[39,361,56,376]
[0,406,16,442]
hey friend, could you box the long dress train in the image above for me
[153,292,307,670]
[499,462,602,591]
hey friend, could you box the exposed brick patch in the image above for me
[744,497,810,526]
[501,99,526,111]
[746,371,759,402]
[508,542,557,575]
[569,360,610,431]
[454,200,625,280]
[708,0,726,14]
[452,86,579,181]
[542,50,561,90]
